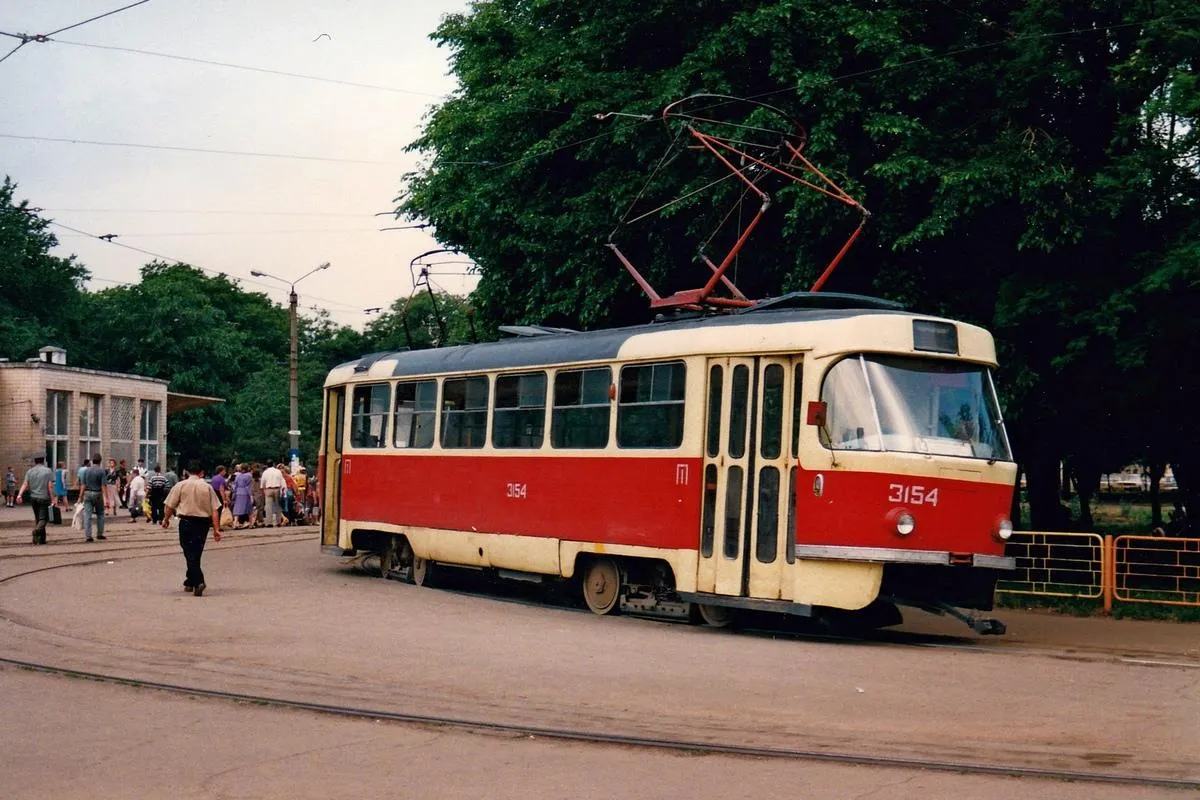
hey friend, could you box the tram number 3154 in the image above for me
[506,483,528,499]
[888,484,939,506]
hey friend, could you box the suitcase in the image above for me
[51,505,63,525]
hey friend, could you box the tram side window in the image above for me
[617,361,685,449]
[394,380,437,449]
[493,372,547,448]
[552,368,611,448]
[441,376,489,449]
[350,384,391,448]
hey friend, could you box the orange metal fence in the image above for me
[997,532,1107,600]
[1113,535,1200,607]
[998,532,1200,611]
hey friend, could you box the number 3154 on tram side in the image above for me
[317,293,1017,635]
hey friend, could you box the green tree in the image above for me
[78,262,291,465]
[401,0,1199,528]
[0,177,90,358]
[364,289,480,351]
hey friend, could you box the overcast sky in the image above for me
[3,0,475,327]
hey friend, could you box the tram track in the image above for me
[0,653,1196,791]
[352,564,1200,670]
[1,532,1196,791]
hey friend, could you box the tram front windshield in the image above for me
[820,355,1011,461]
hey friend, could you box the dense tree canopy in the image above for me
[401,0,1199,527]
[0,178,90,358]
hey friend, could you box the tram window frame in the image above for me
[394,379,438,449]
[790,363,803,458]
[551,367,612,449]
[760,363,785,459]
[755,466,780,563]
[617,361,686,449]
[493,372,547,449]
[349,383,391,449]
[441,375,490,449]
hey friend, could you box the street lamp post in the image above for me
[250,262,330,463]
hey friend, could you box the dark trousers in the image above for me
[149,489,166,524]
[178,516,211,588]
[30,498,50,543]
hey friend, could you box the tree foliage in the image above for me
[0,178,90,358]
[401,0,1200,527]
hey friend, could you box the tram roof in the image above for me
[327,292,984,384]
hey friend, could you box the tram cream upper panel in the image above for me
[617,314,997,365]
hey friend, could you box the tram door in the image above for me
[320,387,346,548]
[698,357,800,598]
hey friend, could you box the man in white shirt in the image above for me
[259,463,286,527]
[127,470,147,521]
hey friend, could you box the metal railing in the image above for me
[997,532,1106,600]
[1113,535,1200,607]
[997,532,1200,612]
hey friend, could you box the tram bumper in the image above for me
[793,545,1013,612]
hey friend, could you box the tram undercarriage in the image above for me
[343,532,1006,636]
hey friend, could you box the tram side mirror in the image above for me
[806,401,827,428]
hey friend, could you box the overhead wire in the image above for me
[42,0,153,38]
[0,134,402,165]
[45,219,364,312]
[55,228,379,237]
[42,208,374,217]
[50,38,448,99]
[0,0,152,65]
[0,39,27,64]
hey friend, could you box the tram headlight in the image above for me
[994,518,1014,541]
[895,512,915,536]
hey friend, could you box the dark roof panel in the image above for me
[336,302,912,378]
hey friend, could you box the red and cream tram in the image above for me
[319,292,1017,633]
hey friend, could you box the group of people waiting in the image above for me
[209,462,312,529]
[9,454,317,545]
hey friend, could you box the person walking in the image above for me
[260,462,286,527]
[161,460,222,597]
[146,464,169,524]
[53,461,70,510]
[4,466,17,508]
[81,455,108,542]
[17,456,55,545]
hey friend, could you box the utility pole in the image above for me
[250,262,330,466]
[288,285,300,456]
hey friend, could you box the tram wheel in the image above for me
[581,557,621,615]
[411,556,438,588]
[694,603,735,628]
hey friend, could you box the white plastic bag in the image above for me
[71,502,84,531]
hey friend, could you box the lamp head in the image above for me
[250,270,264,277]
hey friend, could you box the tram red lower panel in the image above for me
[339,453,702,549]
[795,467,1014,555]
